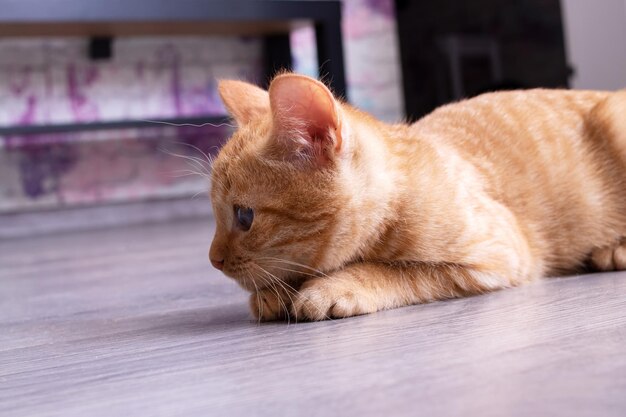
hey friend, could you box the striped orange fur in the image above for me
[209,73,626,321]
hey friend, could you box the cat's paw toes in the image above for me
[291,278,376,321]
[329,292,376,319]
[249,288,289,322]
[590,240,626,271]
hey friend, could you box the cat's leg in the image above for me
[590,239,626,271]
[291,201,539,320]
[290,261,535,321]
[249,283,297,322]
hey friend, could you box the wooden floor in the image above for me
[1,218,625,417]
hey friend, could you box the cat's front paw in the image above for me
[249,287,291,322]
[291,276,378,321]
[590,240,626,271]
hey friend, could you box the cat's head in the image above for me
[209,74,372,291]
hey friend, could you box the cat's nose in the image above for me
[210,258,224,271]
[209,238,227,271]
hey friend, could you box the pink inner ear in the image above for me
[269,76,340,145]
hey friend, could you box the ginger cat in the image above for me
[209,73,626,321]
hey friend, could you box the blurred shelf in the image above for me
[0,0,347,112]
[0,115,232,136]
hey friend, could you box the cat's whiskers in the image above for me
[171,141,215,167]
[138,118,236,129]
[191,189,207,200]
[251,266,292,325]
[257,258,335,320]
[270,279,300,323]
[160,147,211,173]
[170,169,211,179]
[159,144,231,193]
[251,266,286,315]
[160,148,212,187]
[249,273,262,325]
[258,272,290,325]
[257,256,331,279]
[255,263,335,322]
[254,273,281,323]
[254,264,298,323]
[261,264,319,278]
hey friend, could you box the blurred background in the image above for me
[0,0,624,238]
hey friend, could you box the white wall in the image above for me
[561,0,626,90]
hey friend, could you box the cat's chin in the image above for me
[222,267,306,293]
[230,275,264,293]
[234,275,297,294]
[220,267,283,293]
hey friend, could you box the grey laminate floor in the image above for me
[1,218,625,417]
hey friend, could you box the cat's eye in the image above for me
[234,205,254,231]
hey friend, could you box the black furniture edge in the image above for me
[1,0,340,23]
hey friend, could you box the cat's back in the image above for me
[407,89,615,195]
[405,88,626,272]
[411,88,608,150]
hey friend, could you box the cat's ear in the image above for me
[218,80,270,125]
[269,74,343,163]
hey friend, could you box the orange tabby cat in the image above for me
[209,73,626,321]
